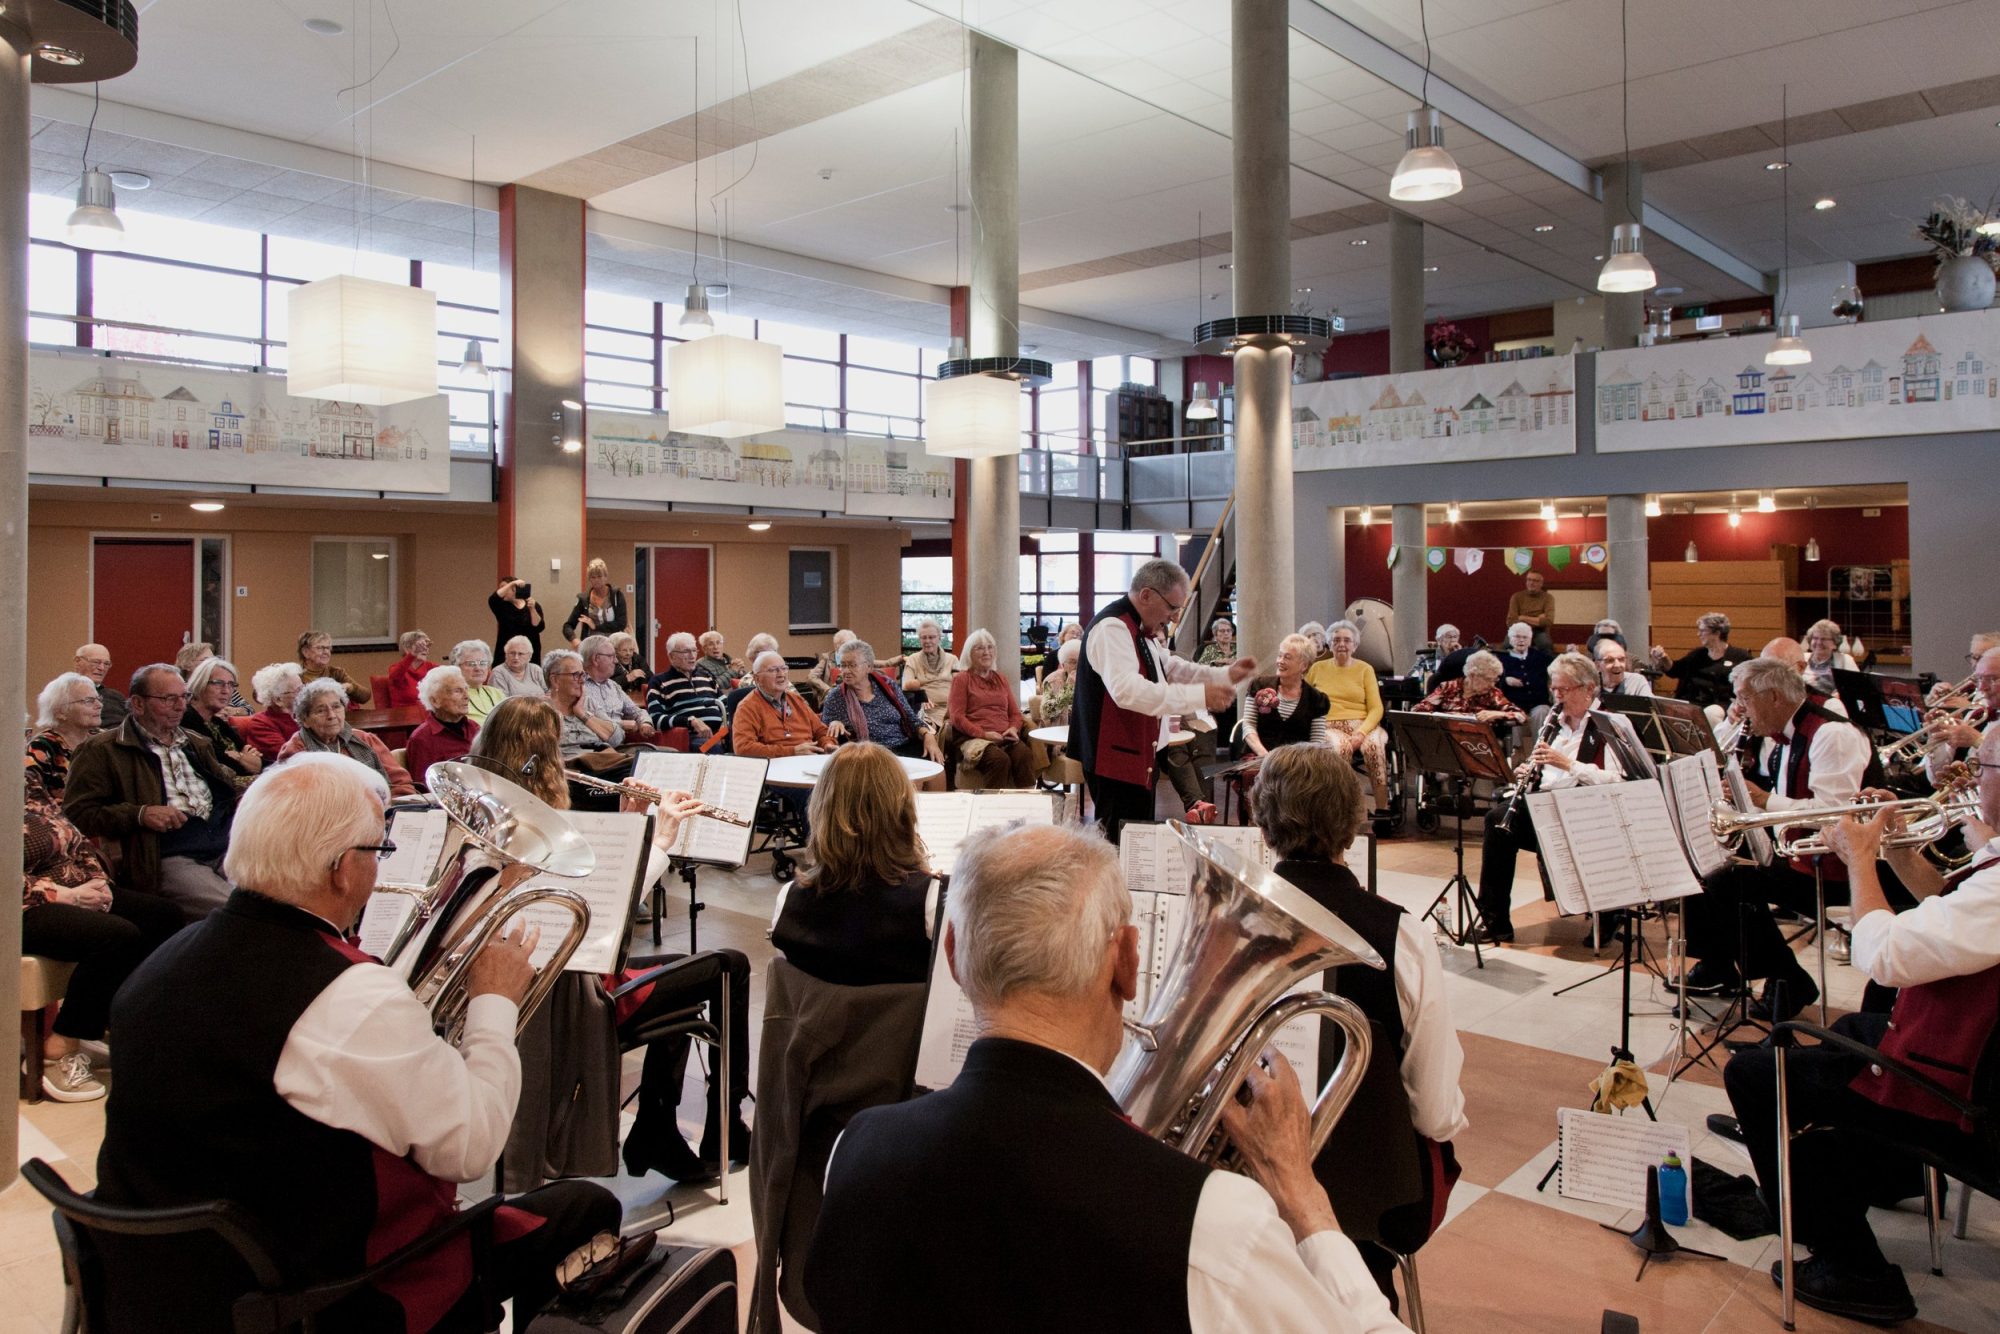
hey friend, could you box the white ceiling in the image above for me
[26,0,1997,354]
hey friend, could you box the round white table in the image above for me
[764,753,944,789]
[1028,725,1069,746]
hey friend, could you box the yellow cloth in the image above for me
[1588,1059,1651,1113]
[1305,657,1383,732]
[465,683,507,723]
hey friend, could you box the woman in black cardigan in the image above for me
[1242,632,1330,755]
[561,557,629,646]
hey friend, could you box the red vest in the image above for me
[1072,599,1165,787]
[1780,701,1876,881]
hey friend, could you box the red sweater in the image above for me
[949,670,1024,739]
[384,655,435,709]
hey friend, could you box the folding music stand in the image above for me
[1833,667,1925,741]
[1396,713,1513,969]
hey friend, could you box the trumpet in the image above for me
[1708,792,1978,860]
[1879,704,1993,766]
[563,767,753,826]
[1927,670,1981,709]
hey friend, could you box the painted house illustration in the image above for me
[1494,381,1529,431]
[71,371,154,444]
[1767,365,1796,412]
[311,401,377,459]
[1695,378,1728,416]
[802,445,842,489]
[1731,367,1766,416]
[1458,393,1495,434]
[1290,405,1325,450]
[209,399,245,450]
[163,386,199,448]
[739,441,794,486]
[1901,333,1941,403]
[1795,371,1824,410]
[1950,349,1996,400]
[1597,367,1642,423]
[1859,360,1888,405]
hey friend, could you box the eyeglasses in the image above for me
[332,839,396,870]
[208,678,238,689]
[141,692,189,705]
[547,668,582,679]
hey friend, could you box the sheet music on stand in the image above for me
[1661,753,1732,878]
[1554,1107,1692,1209]
[913,930,978,1089]
[630,752,767,867]
[513,810,654,974]
[356,808,451,963]
[1721,755,1775,867]
[1526,782,1702,916]
[913,790,1058,877]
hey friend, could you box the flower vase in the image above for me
[1936,254,1996,313]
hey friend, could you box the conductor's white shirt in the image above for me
[1085,618,1231,754]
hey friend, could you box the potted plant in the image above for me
[1425,321,1479,367]
[1915,195,1998,312]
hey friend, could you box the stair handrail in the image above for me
[1170,490,1235,654]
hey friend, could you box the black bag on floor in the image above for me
[527,1242,738,1334]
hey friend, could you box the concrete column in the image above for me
[1228,0,1296,667]
[1606,493,1651,649]
[1390,504,1427,672]
[497,185,586,599]
[1388,212,1425,374]
[1325,506,1347,623]
[964,34,1022,678]
[0,21,29,1184]
[1601,160,1645,350]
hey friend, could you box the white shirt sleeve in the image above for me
[1187,1172,1408,1334]
[1086,619,1224,721]
[1767,718,1870,811]
[1393,914,1469,1142]
[274,965,522,1183]
[1851,857,2000,988]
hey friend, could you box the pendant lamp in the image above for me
[67,169,126,251]
[923,373,1021,459]
[1186,382,1218,421]
[288,275,439,406]
[1764,86,1812,366]
[667,333,784,438]
[1388,1,1460,202]
[679,283,715,338]
[1597,0,1656,296]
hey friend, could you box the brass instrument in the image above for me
[1109,822,1385,1169]
[1879,704,1992,766]
[1708,792,1979,860]
[1926,670,1981,710]
[562,767,752,826]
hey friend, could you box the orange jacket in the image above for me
[731,688,832,758]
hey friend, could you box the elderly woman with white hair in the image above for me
[1305,619,1396,829]
[27,673,105,798]
[806,628,858,708]
[1495,620,1553,718]
[1648,611,1750,711]
[647,632,727,743]
[491,635,548,698]
[403,666,481,782]
[1037,637,1082,726]
[1801,618,1857,694]
[610,631,650,694]
[236,662,306,763]
[383,629,436,708]
[948,628,1037,787]
[277,677,417,797]
[901,617,961,730]
[1413,649,1526,727]
[1298,621,1331,662]
[1242,634,1332,756]
[448,640,507,721]
[183,657,263,782]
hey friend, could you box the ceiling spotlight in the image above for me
[107,169,151,191]
[1390,105,1463,202]
[303,17,345,34]
[1296,286,1313,294]
[1172,531,1193,545]
[1814,197,1836,211]
[1644,495,1662,518]
[34,43,84,65]
[1358,505,1373,526]
[1538,499,1556,521]
[1423,265,1439,273]
[67,170,126,251]
[1028,530,1048,542]
[189,501,225,513]
[1218,262,1233,270]
[1446,502,1461,523]
[1765,160,1789,171]
[678,283,714,337]
[1685,540,1699,563]
[1728,504,1742,528]
[554,399,583,454]
[1349,239,1370,247]
[1757,491,1776,513]
[1597,222,1656,294]
[1533,224,1555,233]
[1547,517,1559,533]
[747,521,772,532]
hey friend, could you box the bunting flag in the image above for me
[1386,544,1400,569]
[1453,547,1485,575]
[1547,545,1572,572]
[1425,546,1447,572]
[1508,547,1534,574]
[1583,543,1609,571]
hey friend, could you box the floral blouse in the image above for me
[23,772,109,909]
[1196,642,1234,667]
[1038,672,1077,726]
[25,729,74,799]
[1413,678,1525,723]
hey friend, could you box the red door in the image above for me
[93,538,196,678]
[649,546,713,665]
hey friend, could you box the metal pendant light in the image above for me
[460,135,489,382]
[1765,86,1811,366]
[66,87,124,251]
[1186,381,1218,420]
[1389,2,1460,201]
[1597,0,1656,295]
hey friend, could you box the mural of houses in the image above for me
[71,371,154,444]
[1901,333,1941,403]
[1859,360,1887,405]
[208,399,245,450]
[802,445,843,489]
[739,441,794,487]
[1731,366,1766,415]
[163,386,199,449]
[311,401,377,459]
[1795,371,1824,410]
[1641,372,1670,421]
[1494,380,1529,431]
[1459,393,1495,434]
[1290,405,1325,451]
[1597,367,1642,424]
[1767,365,1796,412]
[1950,348,1996,400]
[1695,378,1728,416]
[1530,376,1574,429]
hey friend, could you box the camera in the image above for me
[515,581,532,599]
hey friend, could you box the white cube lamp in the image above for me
[666,333,785,438]
[286,275,438,406]
[924,373,1021,459]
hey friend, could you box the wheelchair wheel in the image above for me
[1416,807,1441,834]
[770,851,795,882]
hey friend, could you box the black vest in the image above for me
[95,891,476,1334]
[805,1037,1209,1333]
[771,870,934,987]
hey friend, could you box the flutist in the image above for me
[1473,654,1653,944]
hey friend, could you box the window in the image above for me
[758,320,841,360]
[312,538,396,647]
[1093,531,1163,613]
[847,335,921,372]
[1022,531,1081,638]
[788,548,838,633]
[901,555,953,650]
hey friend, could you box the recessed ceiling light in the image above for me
[303,17,344,34]
[1765,160,1789,171]
[1533,223,1555,233]
[189,501,225,513]
[703,282,730,296]
[1218,262,1233,270]
[747,521,772,532]
[1593,254,1604,262]
[1422,265,1439,273]
[1295,286,1312,293]
[1350,238,1369,246]
[1813,197,1836,211]
[34,43,84,65]
[107,169,151,191]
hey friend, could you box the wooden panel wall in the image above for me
[1649,560,1786,671]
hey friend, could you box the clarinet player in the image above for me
[1473,653,1654,944]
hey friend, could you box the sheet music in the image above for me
[499,811,653,974]
[377,808,450,890]
[629,752,766,867]
[1555,1107,1692,1210]
[1125,890,1191,1019]
[1120,822,1276,899]
[1525,793,1588,915]
[1723,756,1775,866]
[1664,753,1731,878]
[1546,783,1702,913]
[915,791,1057,877]
[356,892,419,962]
[913,934,979,1089]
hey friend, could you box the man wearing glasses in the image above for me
[1923,646,2000,788]
[577,634,657,744]
[65,663,243,921]
[1072,559,1254,842]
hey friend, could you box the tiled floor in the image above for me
[7,832,1999,1332]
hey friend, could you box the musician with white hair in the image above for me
[805,822,1405,1333]
[90,753,620,1332]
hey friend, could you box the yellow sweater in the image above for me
[1305,657,1383,731]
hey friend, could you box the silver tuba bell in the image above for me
[1109,822,1385,1167]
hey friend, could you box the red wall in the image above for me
[1341,505,1908,644]
[1319,316,1496,381]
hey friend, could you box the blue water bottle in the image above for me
[1658,1151,1689,1226]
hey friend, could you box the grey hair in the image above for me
[418,665,467,711]
[1278,632,1315,664]
[128,663,181,700]
[752,650,787,675]
[1508,621,1533,640]
[1434,623,1460,642]
[294,676,352,723]
[1549,652,1600,692]
[610,631,640,657]
[1697,612,1732,638]
[698,630,726,652]
[915,617,942,635]
[666,631,698,655]
[1129,558,1188,598]
[837,637,877,670]
[1805,618,1842,643]
[745,633,780,658]
[35,673,98,729]
[961,627,998,661]
[1057,639,1081,667]
[251,662,303,707]
[186,656,242,698]
[1594,618,1623,635]
[947,823,1130,1009]
[1594,640,1631,664]
[1328,619,1359,640]
[1252,744,1367,860]
[1463,650,1503,680]
[174,641,214,675]
[449,639,491,668]
[1732,655,1807,705]
[543,648,583,678]
[1298,621,1327,649]
[503,635,534,656]
[225,753,389,903]
[578,634,613,662]
[397,629,428,653]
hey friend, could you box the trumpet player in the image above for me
[1920,646,2000,788]
[91,754,621,1331]
[1718,728,2000,1324]
[1474,654,1654,944]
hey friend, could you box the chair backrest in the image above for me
[370,674,393,704]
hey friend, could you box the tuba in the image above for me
[375,761,596,1043]
[1109,822,1385,1167]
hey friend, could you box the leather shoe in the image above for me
[1471,923,1514,945]
[698,1117,754,1168]
[1675,960,1741,996]
[1769,1256,1916,1324]
[1705,1113,1745,1145]
[1749,973,1819,1024]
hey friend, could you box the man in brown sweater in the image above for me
[1505,571,1556,654]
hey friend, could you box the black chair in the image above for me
[614,951,736,1205]
[21,1157,501,1334]
[1770,1019,2000,1322]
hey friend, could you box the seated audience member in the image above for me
[278,678,417,798]
[1802,618,1858,695]
[562,558,629,645]
[1037,639,1081,727]
[1475,654,1653,944]
[73,643,128,729]
[806,629,857,707]
[450,640,508,722]
[1298,621,1331,662]
[1057,622,1083,647]
[1720,731,2000,1324]
[1412,649,1526,726]
[237,663,305,763]
[1432,624,1463,660]
[1418,624,1462,686]
[610,632,650,694]
[696,631,743,689]
[822,638,945,790]
[1305,620,1394,829]
[492,635,548,698]
[467,700,748,1187]
[183,657,262,782]
[1585,619,1627,659]
[1648,612,1750,710]
[1252,746,1468,1308]
[1494,621,1553,719]
[1197,617,1237,667]
[91,753,621,1332]
[805,821,1404,1333]
[383,630,436,708]
[175,642,247,715]
[579,635,657,743]
[489,576,546,663]
[22,770,184,1102]
[733,652,835,760]
[901,617,960,731]
[1243,634,1331,756]
[1506,570,1556,655]
[405,666,480,782]
[65,664,243,922]
[1593,640,1653,699]
[771,743,937,986]
[298,629,370,705]
[28,672,104,797]
[647,633,728,745]
[546,648,625,765]
[947,628,1037,788]
[1431,630,1480,685]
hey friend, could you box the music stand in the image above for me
[1396,713,1513,969]
[1833,667,1925,741]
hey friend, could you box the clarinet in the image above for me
[1496,710,1562,837]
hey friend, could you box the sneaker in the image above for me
[42,1052,106,1103]
[1769,1256,1917,1324]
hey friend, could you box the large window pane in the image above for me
[312,537,394,646]
[586,289,654,333]
[436,306,500,343]
[95,256,262,363]
[28,242,76,345]
[784,356,840,410]
[1038,388,1078,446]
[586,352,653,387]
[586,382,655,410]
[116,210,263,271]
[267,235,408,284]
[586,326,654,359]
[758,320,840,360]
[422,259,499,311]
[846,368,919,420]
[848,335,920,371]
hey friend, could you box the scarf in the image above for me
[837,671,920,743]
[298,725,386,777]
